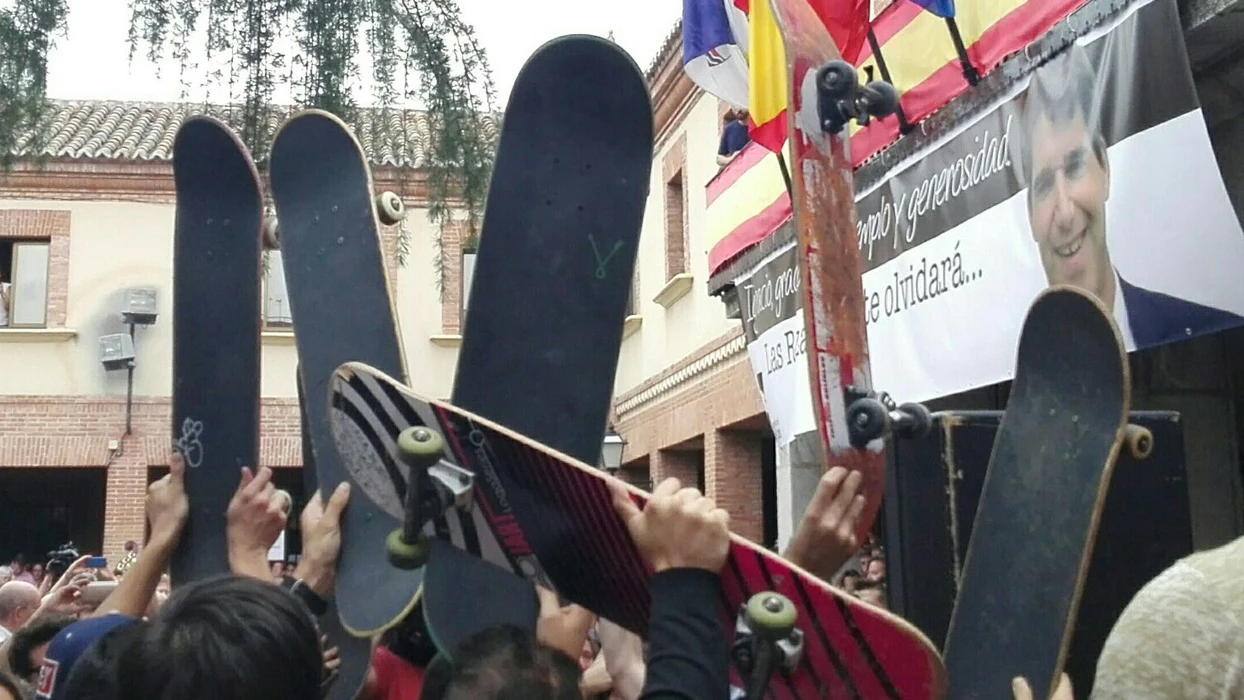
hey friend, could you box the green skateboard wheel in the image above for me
[746,592,797,639]
[386,528,430,569]
[397,426,444,468]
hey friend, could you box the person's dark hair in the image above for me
[0,669,29,700]
[56,619,145,700]
[111,574,322,700]
[443,625,581,700]
[7,615,74,681]
[1020,43,1107,189]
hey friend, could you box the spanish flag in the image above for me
[849,0,1089,165]
[708,0,1092,272]
[747,0,789,151]
[746,0,871,153]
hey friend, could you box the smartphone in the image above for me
[81,581,117,606]
[85,556,107,569]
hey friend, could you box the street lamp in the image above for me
[600,426,626,473]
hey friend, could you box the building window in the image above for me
[263,251,293,328]
[461,248,477,324]
[0,239,51,328]
[664,168,687,281]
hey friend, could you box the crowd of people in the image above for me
[0,455,1236,700]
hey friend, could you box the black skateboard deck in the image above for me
[170,115,263,586]
[328,362,948,699]
[450,33,650,464]
[298,367,373,700]
[269,109,417,638]
[421,539,539,660]
[942,286,1147,699]
[420,34,653,655]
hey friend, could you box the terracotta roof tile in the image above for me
[13,99,499,168]
[646,21,684,83]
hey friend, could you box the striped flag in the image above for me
[745,0,872,153]
[682,0,751,108]
[746,0,789,151]
[850,0,1088,165]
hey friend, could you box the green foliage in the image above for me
[2,0,498,295]
[0,0,70,168]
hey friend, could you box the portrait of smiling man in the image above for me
[1019,42,1242,349]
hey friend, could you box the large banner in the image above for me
[855,0,1244,402]
[737,237,815,448]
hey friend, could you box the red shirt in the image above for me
[369,645,424,700]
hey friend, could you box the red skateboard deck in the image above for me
[770,0,921,543]
[328,362,947,699]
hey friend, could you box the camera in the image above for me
[46,542,80,578]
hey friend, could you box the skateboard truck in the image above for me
[845,387,933,448]
[263,191,403,252]
[816,61,900,135]
[731,592,804,700]
[386,426,475,569]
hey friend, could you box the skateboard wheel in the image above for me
[386,528,430,569]
[1125,424,1153,460]
[273,489,293,517]
[375,191,405,226]
[846,398,888,447]
[862,80,900,118]
[816,60,857,99]
[897,402,933,439]
[397,426,445,468]
[745,592,796,640]
[262,217,280,250]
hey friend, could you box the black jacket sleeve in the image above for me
[639,568,729,700]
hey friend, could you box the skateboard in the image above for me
[941,286,1153,700]
[298,368,375,700]
[170,115,264,586]
[328,362,948,699]
[421,539,540,660]
[420,34,652,658]
[769,0,929,543]
[268,109,417,638]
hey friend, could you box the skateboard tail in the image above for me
[457,33,652,467]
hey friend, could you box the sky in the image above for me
[39,0,684,108]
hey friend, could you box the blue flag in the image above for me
[682,0,750,109]
[908,0,955,18]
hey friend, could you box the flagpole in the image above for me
[866,27,910,134]
[775,151,793,198]
[944,17,979,85]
